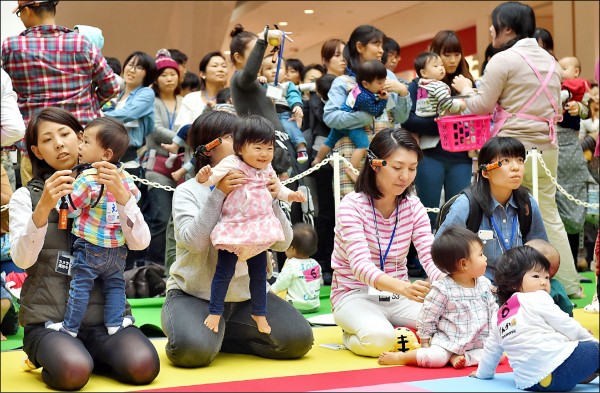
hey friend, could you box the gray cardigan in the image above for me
[166,178,293,302]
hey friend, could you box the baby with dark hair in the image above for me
[312,59,389,175]
[46,116,148,337]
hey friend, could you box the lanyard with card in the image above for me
[368,197,399,300]
[266,29,286,101]
[490,215,518,252]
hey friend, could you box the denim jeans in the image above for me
[324,128,370,150]
[161,288,314,367]
[63,238,127,334]
[526,341,599,391]
[278,111,306,148]
[414,154,472,227]
[210,250,267,316]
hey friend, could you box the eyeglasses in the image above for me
[15,6,27,17]
[124,63,145,72]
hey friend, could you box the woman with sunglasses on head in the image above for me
[330,128,443,358]
[161,109,314,368]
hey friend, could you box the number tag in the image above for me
[368,286,393,301]
[55,251,73,276]
[266,85,284,100]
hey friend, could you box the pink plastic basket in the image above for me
[434,96,491,152]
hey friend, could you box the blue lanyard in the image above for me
[490,214,518,253]
[274,31,285,86]
[161,99,177,130]
[370,197,399,271]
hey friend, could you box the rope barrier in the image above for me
[1,150,597,214]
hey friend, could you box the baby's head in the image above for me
[79,117,129,165]
[431,225,486,277]
[316,74,336,102]
[260,55,285,84]
[494,246,551,305]
[558,56,581,80]
[285,223,318,259]
[525,239,560,278]
[356,59,387,95]
[285,58,304,85]
[414,52,446,81]
[233,115,275,170]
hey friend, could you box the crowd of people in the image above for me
[0,0,599,391]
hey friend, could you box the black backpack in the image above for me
[435,186,532,239]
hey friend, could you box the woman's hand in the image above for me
[39,169,75,211]
[215,170,246,195]
[451,75,473,94]
[384,78,408,96]
[267,176,279,198]
[32,169,75,228]
[264,29,294,46]
[400,279,431,303]
[92,161,130,205]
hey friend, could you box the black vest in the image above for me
[19,179,108,327]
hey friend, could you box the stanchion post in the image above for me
[530,147,538,202]
[332,152,341,224]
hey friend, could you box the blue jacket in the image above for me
[103,86,155,147]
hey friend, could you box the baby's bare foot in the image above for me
[204,314,221,333]
[378,351,406,365]
[252,315,271,334]
[450,354,466,369]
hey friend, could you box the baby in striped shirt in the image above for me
[46,117,144,337]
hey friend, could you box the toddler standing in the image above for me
[196,114,305,334]
[270,223,321,314]
[472,246,599,392]
[46,117,149,337]
[378,226,497,368]
[312,60,389,176]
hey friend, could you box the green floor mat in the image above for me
[572,271,597,309]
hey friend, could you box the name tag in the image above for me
[368,286,392,301]
[266,85,284,100]
[478,230,494,241]
[55,251,73,276]
[106,202,119,224]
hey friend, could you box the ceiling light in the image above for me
[278,21,288,26]
[304,9,314,14]
[224,50,231,55]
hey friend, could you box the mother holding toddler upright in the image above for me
[331,128,444,357]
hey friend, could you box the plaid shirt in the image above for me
[1,24,120,129]
[62,167,140,248]
[417,275,498,355]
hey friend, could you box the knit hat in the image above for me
[74,25,104,50]
[155,49,180,77]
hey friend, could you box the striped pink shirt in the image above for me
[330,192,444,309]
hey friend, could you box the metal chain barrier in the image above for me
[1,150,596,213]
[535,152,599,209]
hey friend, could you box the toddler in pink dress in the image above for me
[196,115,305,334]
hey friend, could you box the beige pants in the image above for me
[523,149,580,296]
[19,152,33,188]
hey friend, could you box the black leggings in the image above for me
[25,325,159,390]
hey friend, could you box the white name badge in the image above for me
[55,251,73,276]
[368,286,393,298]
[106,202,119,224]
[266,85,284,100]
[478,229,494,241]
